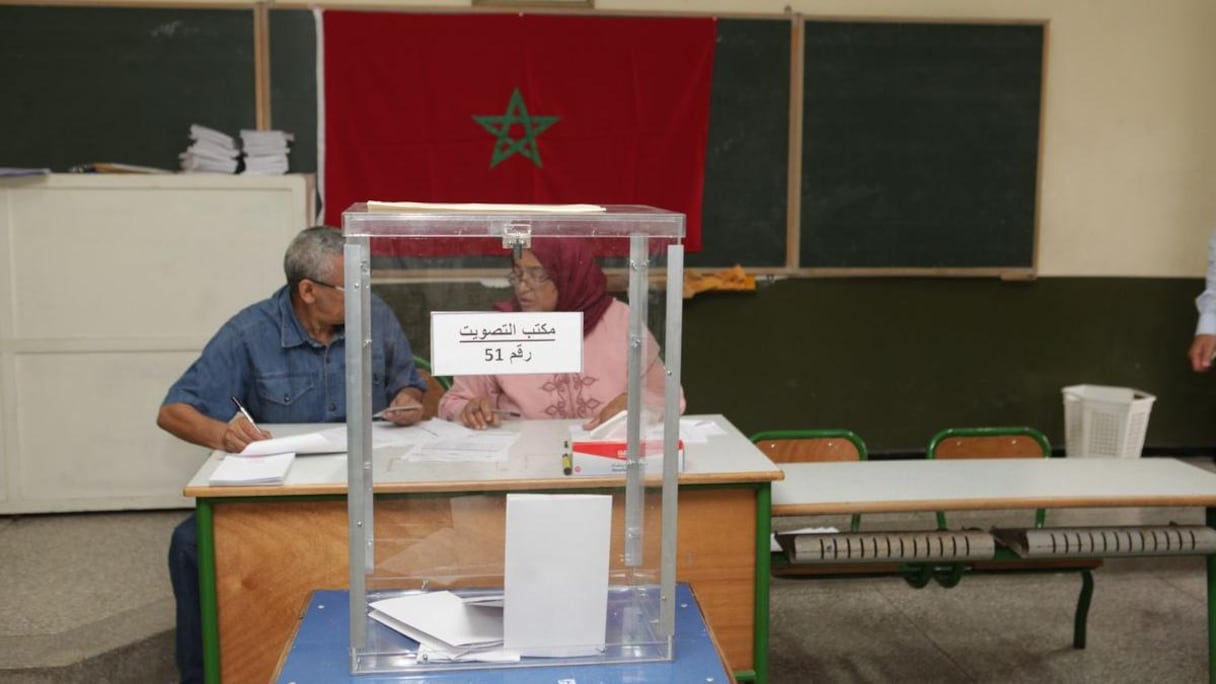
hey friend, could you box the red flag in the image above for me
[321,12,714,255]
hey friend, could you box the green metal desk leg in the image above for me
[1208,507,1216,684]
[752,483,772,684]
[198,500,220,684]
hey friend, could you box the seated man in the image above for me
[157,225,427,684]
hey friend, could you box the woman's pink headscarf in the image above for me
[494,239,613,334]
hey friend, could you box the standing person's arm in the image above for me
[1190,230,1216,372]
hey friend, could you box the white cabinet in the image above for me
[0,173,313,513]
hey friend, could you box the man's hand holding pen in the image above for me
[381,388,424,426]
[225,396,271,453]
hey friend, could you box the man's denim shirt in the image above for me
[163,286,424,423]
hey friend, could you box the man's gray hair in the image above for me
[284,226,344,288]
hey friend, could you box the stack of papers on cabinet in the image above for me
[208,452,295,486]
[179,124,240,173]
[240,129,293,175]
[369,591,515,662]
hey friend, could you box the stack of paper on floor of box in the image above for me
[368,591,515,663]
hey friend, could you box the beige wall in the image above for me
[72,0,1216,277]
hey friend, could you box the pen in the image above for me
[562,441,573,475]
[372,405,423,419]
[230,396,259,431]
[494,410,523,418]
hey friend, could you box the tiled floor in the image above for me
[3,459,1215,683]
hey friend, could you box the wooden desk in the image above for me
[185,415,782,684]
[272,584,733,683]
[772,457,1216,684]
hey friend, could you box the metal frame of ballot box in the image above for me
[341,204,685,675]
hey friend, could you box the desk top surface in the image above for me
[186,414,782,498]
[274,584,730,683]
[772,457,1216,515]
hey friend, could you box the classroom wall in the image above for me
[9,0,1214,277]
[277,0,1216,278]
[7,0,1215,457]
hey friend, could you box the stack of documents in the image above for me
[179,124,240,173]
[369,591,515,662]
[208,451,295,486]
[240,129,293,175]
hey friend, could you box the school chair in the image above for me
[751,429,867,533]
[927,425,1099,648]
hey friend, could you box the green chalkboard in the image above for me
[800,21,1043,270]
[269,9,317,176]
[692,18,791,268]
[0,6,256,172]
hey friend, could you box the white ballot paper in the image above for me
[239,427,346,456]
[503,493,611,657]
[236,423,442,457]
[369,590,510,662]
[208,452,295,486]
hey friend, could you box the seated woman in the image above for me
[439,239,685,429]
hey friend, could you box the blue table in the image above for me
[274,584,733,683]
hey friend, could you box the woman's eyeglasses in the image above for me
[506,268,551,287]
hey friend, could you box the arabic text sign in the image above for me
[430,311,584,376]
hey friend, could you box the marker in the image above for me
[230,396,259,431]
[562,441,573,475]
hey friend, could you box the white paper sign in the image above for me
[430,311,583,376]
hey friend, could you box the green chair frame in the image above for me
[751,429,867,533]
[927,426,1052,530]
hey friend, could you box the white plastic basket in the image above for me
[1062,385,1156,458]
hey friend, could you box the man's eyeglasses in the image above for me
[306,278,345,292]
[506,267,551,287]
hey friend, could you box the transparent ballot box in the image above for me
[341,203,685,675]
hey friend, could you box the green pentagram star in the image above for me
[473,88,559,169]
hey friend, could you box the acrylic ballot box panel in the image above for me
[341,204,685,675]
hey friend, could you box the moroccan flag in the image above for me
[321,12,715,254]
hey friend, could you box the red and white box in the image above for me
[568,438,684,476]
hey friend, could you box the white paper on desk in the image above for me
[404,430,518,463]
[208,452,295,486]
[569,416,725,445]
[411,418,475,440]
[504,493,611,657]
[238,422,455,456]
[239,427,345,456]
[368,200,605,214]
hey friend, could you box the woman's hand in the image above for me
[459,396,502,430]
[583,393,627,430]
